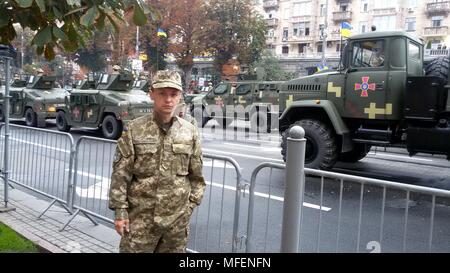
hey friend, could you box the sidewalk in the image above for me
[0,184,120,253]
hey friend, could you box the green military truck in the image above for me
[190,81,282,132]
[0,75,67,127]
[279,31,450,169]
[55,73,153,139]
[132,79,150,92]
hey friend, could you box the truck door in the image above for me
[82,94,100,124]
[344,39,389,120]
[69,93,83,123]
[11,91,23,116]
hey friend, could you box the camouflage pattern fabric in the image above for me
[108,113,205,253]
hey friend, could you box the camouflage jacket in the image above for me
[108,113,206,227]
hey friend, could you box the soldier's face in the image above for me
[150,88,181,116]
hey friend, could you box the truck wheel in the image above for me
[338,144,371,163]
[250,110,270,133]
[102,115,123,140]
[281,119,338,170]
[56,111,71,132]
[25,108,37,127]
[192,107,209,127]
[0,106,4,122]
[425,56,449,85]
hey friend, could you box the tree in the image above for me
[203,0,267,78]
[162,0,207,88]
[252,51,294,81]
[0,0,155,60]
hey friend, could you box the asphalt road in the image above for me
[1,118,450,253]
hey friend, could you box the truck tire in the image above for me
[55,111,71,132]
[102,115,123,140]
[338,143,371,163]
[0,106,4,122]
[281,119,338,170]
[192,107,209,127]
[25,108,37,127]
[250,110,270,133]
[425,56,449,85]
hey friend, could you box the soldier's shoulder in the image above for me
[126,114,153,130]
[176,116,197,131]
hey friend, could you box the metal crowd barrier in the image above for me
[245,127,450,253]
[0,123,75,217]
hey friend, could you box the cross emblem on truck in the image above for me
[355,77,376,97]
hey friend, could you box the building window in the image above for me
[359,21,368,33]
[373,0,395,9]
[336,43,341,52]
[282,46,289,54]
[317,44,323,53]
[361,0,368,12]
[320,4,326,16]
[405,18,416,31]
[283,28,289,40]
[293,22,310,37]
[339,3,348,11]
[432,16,444,27]
[373,15,396,31]
[407,0,418,8]
[293,1,312,16]
[299,43,308,54]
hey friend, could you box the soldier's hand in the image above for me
[115,219,130,236]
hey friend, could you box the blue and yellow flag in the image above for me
[340,22,352,38]
[157,27,167,38]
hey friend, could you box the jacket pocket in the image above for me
[133,142,158,176]
[172,143,192,176]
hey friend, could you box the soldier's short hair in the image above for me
[151,70,182,92]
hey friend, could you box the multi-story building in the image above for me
[255,0,450,76]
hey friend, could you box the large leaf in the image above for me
[14,0,33,8]
[62,40,79,52]
[53,26,68,41]
[96,12,106,31]
[132,3,147,26]
[33,26,52,46]
[67,24,77,42]
[35,0,45,12]
[53,6,63,19]
[80,6,99,27]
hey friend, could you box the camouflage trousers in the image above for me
[119,207,192,253]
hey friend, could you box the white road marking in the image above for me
[222,142,281,152]
[368,152,433,162]
[203,159,235,169]
[67,170,330,211]
[1,135,70,153]
[203,148,284,163]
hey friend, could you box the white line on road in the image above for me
[1,135,70,153]
[368,152,433,162]
[67,170,330,211]
[203,148,284,163]
[222,142,281,152]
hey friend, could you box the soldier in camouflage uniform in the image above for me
[108,70,206,253]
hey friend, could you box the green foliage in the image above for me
[203,0,267,71]
[252,51,293,81]
[0,0,155,60]
[0,222,38,253]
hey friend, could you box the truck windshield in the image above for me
[352,40,385,68]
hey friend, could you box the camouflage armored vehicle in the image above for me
[279,31,450,169]
[190,81,282,132]
[0,75,67,127]
[132,79,150,92]
[55,72,153,139]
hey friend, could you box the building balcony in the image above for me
[332,11,352,21]
[423,26,449,36]
[266,36,278,44]
[290,16,311,23]
[426,1,450,14]
[263,0,279,9]
[425,48,450,58]
[372,7,397,16]
[266,18,279,27]
[335,0,351,3]
[288,35,315,42]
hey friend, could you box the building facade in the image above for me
[255,0,450,76]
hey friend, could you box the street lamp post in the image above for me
[322,0,328,66]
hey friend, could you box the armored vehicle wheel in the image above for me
[0,107,4,122]
[192,107,209,127]
[25,108,37,127]
[425,56,449,85]
[281,119,338,170]
[102,115,123,140]
[250,111,270,133]
[338,144,371,163]
[56,111,71,132]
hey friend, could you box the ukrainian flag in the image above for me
[157,28,167,38]
[340,22,352,38]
